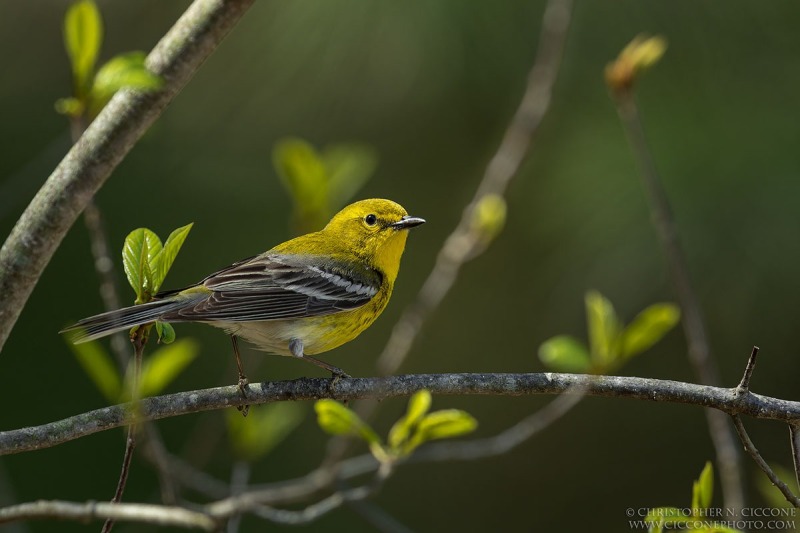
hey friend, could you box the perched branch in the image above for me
[0,500,217,531]
[2,372,800,456]
[0,0,254,351]
[731,416,800,507]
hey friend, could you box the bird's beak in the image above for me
[391,215,426,230]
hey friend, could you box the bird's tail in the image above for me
[61,296,198,344]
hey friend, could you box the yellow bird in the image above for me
[63,199,425,388]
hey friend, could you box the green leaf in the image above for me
[621,303,681,359]
[538,335,591,373]
[585,290,621,366]
[66,338,121,402]
[469,194,507,244]
[151,223,193,293]
[155,321,176,344]
[226,403,304,461]
[64,0,103,97]
[137,338,198,397]
[314,399,380,444]
[692,461,714,512]
[89,51,163,115]
[323,144,378,210]
[122,228,162,302]
[54,97,85,117]
[273,138,329,231]
[405,409,477,454]
[388,390,432,449]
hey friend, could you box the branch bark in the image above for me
[0,0,254,352]
[2,372,799,456]
[0,501,216,531]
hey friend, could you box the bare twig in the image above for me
[790,423,800,493]
[736,346,760,394]
[0,0,255,352]
[613,88,745,511]
[3,372,800,456]
[376,0,573,378]
[225,461,250,533]
[140,424,179,504]
[209,461,393,523]
[731,415,800,507]
[102,329,146,533]
[347,500,413,533]
[411,385,584,462]
[0,500,217,531]
[69,115,130,371]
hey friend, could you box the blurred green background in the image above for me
[2,1,800,531]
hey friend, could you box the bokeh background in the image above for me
[2,1,800,531]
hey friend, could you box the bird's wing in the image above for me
[164,253,382,322]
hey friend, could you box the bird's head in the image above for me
[323,199,425,280]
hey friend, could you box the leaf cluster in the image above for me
[315,390,477,463]
[273,138,378,234]
[539,290,680,374]
[56,0,162,119]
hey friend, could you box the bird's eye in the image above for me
[364,214,377,226]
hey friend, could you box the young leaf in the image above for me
[273,138,329,231]
[469,194,507,245]
[136,338,198,397]
[89,52,163,115]
[405,409,477,454]
[538,335,591,373]
[122,228,162,302]
[64,0,103,97]
[620,303,680,359]
[66,338,121,402]
[151,223,193,293]
[585,290,620,366]
[54,97,84,117]
[226,403,304,462]
[323,144,378,210]
[314,399,380,444]
[691,461,714,512]
[388,389,432,449]
[154,321,176,344]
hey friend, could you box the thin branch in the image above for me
[209,461,393,523]
[790,423,800,494]
[731,415,800,507]
[411,386,584,462]
[0,0,254,351]
[69,115,131,372]
[736,345,760,394]
[225,461,250,533]
[613,88,745,511]
[376,0,573,378]
[102,329,146,533]
[0,501,217,531]
[3,372,800,456]
[347,500,414,533]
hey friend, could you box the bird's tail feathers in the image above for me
[61,297,195,344]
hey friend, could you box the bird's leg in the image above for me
[289,338,352,379]
[231,335,249,417]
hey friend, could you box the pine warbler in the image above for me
[64,199,425,385]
